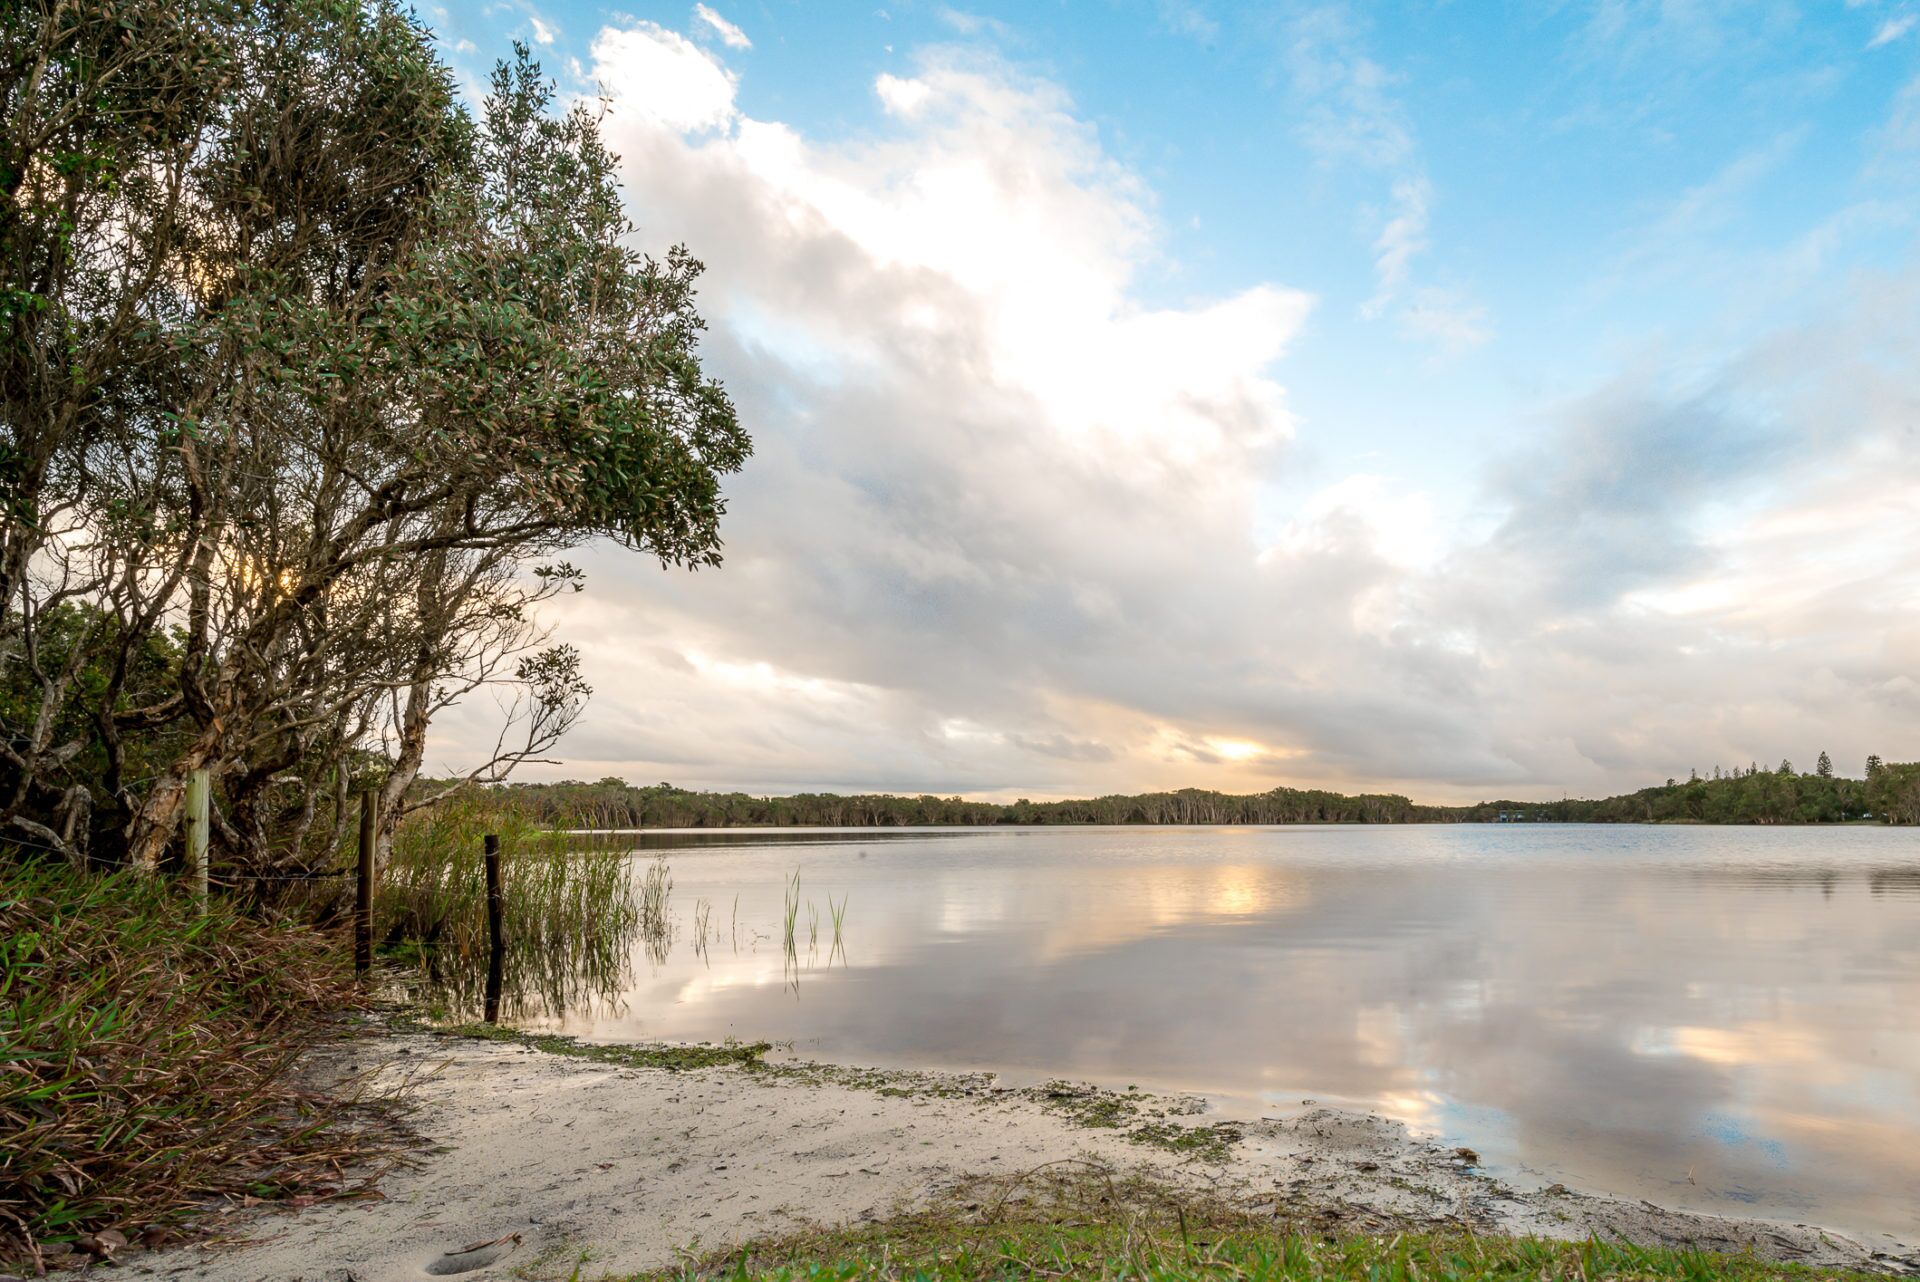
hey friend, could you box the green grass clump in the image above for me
[0,858,396,1269]
[428,1021,771,1071]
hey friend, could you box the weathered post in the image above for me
[483,834,504,1024]
[355,788,378,975]
[184,767,210,912]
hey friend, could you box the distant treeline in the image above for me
[490,760,1920,828]
[1462,758,1920,825]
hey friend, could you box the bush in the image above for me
[0,859,393,1268]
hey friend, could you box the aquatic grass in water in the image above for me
[693,898,714,963]
[639,856,673,938]
[828,893,849,965]
[378,791,639,1017]
[782,869,801,956]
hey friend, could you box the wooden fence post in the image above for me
[184,767,210,912]
[483,834,504,1023]
[355,788,378,975]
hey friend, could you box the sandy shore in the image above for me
[134,1030,1917,1282]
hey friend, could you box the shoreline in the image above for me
[135,1024,1920,1281]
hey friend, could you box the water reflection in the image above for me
[519,825,1919,1241]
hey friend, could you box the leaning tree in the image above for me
[1,2,750,874]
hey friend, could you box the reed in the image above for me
[782,869,801,956]
[828,893,849,964]
[377,790,639,1017]
[638,855,673,938]
[693,898,713,962]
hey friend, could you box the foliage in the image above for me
[0,1,749,878]
[1865,762,1920,825]
[497,779,1443,827]
[1462,764,1888,825]
[0,857,394,1267]
[481,763,1914,829]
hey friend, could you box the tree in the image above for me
[1779,759,1794,776]
[1,7,750,875]
[1816,750,1833,778]
[1865,763,1920,824]
[1867,754,1884,778]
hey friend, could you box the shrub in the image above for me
[0,860,394,1268]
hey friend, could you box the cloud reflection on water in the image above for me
[536,825,1920,1239]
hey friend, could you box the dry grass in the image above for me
[0,858,407,1271]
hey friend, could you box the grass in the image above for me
[1029,1081,1239,1161]
[422,1019,771,1071]
[640,855,674,966]
[643,1164,1887,1282]
[783,868,801,955]
[0,858,404,1270]
[828,893,848,964]
[654,1222,1888,1282]
[377,791,639,1018]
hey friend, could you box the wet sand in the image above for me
[136,1031,1920,1281]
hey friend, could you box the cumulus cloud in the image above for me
[426,17,1920,804]
[590,23,736,133]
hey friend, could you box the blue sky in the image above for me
[425,1,1920,802]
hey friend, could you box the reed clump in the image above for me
[377,791,640,1017]
[0,859,400,1270]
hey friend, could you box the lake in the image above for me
[519,824,1920,1243]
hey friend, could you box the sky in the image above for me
[424,0,1920,804]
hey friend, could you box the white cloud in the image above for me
[1281,6,1481,351]
[424,18,1920,805]
[528,12,556,45]
[693,4,752,50]
[1365,177,1428,315]
[1157,1,1219,42]
[1398,287,1491,352]
[874,73,931,116]
[590,23,737,134]
[1868,13,1916,47]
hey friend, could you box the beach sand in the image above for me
[133,1030,1917,1281]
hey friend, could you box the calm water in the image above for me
[525,825,1920,1242]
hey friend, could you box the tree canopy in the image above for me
[485,761,1918,829]
[1,0,749,875]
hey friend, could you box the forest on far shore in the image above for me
[491,758,1920,829]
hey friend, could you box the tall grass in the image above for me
[378,791,639,1018]
[0,859,398,1268]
